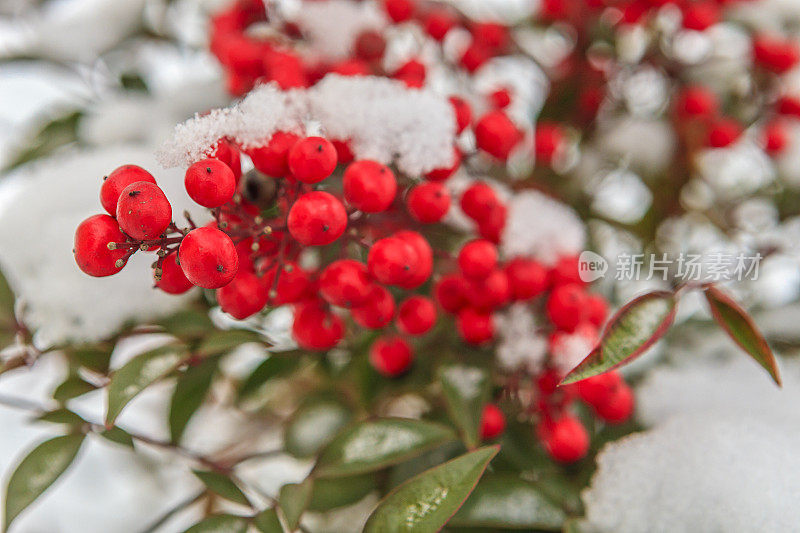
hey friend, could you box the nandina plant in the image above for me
[0,0,788,531]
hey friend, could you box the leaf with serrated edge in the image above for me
[363,445,499,533]
[4,434,85,530]
[279,479,313,530]
[314,418,456,478]
[561,291,677,385]
[449,474,566,530]
[192,470,250,507]
[181,514,248,533]
[106,344,185,425]
[704,285,781,386]
[439,365,490,449]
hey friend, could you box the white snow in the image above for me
[291,0,387,60]
[494,304,548,373]
[157,75,457,176]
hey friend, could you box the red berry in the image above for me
[267,262,313,305]
[479,404,506,440]
[383,0,415,23]
[546,284,588,332]
[681,1,718,31]
[471,21,508,51]
[394,230,433,289]
[458,239,498,279]
[116,182,172,240]
[675,85,718,118]
[100,165,156,216]
[585,294,609,327]
[212,139,242,182]
[249,131,300,177]
[424,8,457,41]
[178,227,239,289]
[434,274,470,313]
[287,191,347,246]
[217,269,269,319]
[542,416,589,463]
[475,111,521,161]
[393,59,426,88]
[407,182,450,223]
[343,160,397,212]
[292,301,344,351]
[449,96,472,134]
[477,202,507,243]
[331,139,355,164]
[460,182,500,223]
[594,383,635,424]
[534,122,565,166]
[506,258,549,300]
[424,148,461,181]
[185,158,236,208]
[319,259,372,308]
[330,59,371,77]
[351,285,395,329]
[155,254,193,294]
[466,269,510,310]
[397,295,436,335]
[355,30,386,61]
[460,41,490,73]
[456,307,494,344]
[489,87,512,109]
[753,34,800,74]
[550,255,584,287]
[706,118,742,148]
[369,335,414,377]
[367,236,420,286]
[763,120,789,155]
[74,214,129,277]
[576,371,623,407]
[288,136,338,183]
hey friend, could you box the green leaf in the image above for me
[237,355,300,403]
[197,329,264,356]
[0,266,14,317]
[279,479,313,530]
[561,291,677,385]
[159,309,215,339]
[53,376,96,402]
[449,474,567,530]
[99,427,135,448]
[253,508,283,533]
[307,473,376,512]
[438,365,490,449]
[35,409,85,426]
[170,357,218,443]
[363,445,499,533]
[703,285,781,386]
[192,470,250,507]
[106,344,185,425]
[285,397,352,458]
[314,418,456,478]
[4,434,85,530]
[182,514,249,533]
[67,345,112,374]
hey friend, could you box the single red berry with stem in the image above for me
[367,236,420,286]
[542,415,590,463]
[435,274,470,313]
[457,307,494,344]
[185,158,236,208]
[178,226,239,289]
[474,110,521,161]
[292,301,344,351]
[397,295,436,335]
[249,131,300,177]
[351,285,396,329]
[506,257,549,300]
[155,254,194,294]
[343,160,397,213]
[479,404,506,440]
[287,191,347,246]
[217,269,270,319]
[460,182,500,223]
[288,136,338,183]
[319,259,373,308]
[116,181,172,240]
[100,164,156,216]
[370,335,414,377]
[407,182,450,223]
[458,239,498,279]
[74,214,129,277]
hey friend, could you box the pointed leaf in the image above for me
[182,514,248,533]
[170,356,219,443]
[449,474,566,530]
[53,376,96,402]
[279,479,313,530]
[438,365,490,449]
[4,434,85,530]
[284,397,352,458]
[99,427,135,448]
[363,445,499,533]
[254,508,283,533]
[197,329,264,356]
[106,344,185,425]
[314,418,456,478]
[703,285,781,385]
[307,473,376,511]
[237,355,300,403]
[35,409,85,427]
[192,470,250,507]
[561,291,677,385]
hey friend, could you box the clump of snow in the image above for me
[157,75,457,176]
[290,0,387,59]
[494,304,548,373]
[0,146,208,347]
[501,190,586,265]
[583,413,800,532]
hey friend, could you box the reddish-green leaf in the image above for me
[363,446,500,532]
[703,285,781,386]
[561,291,677,385]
